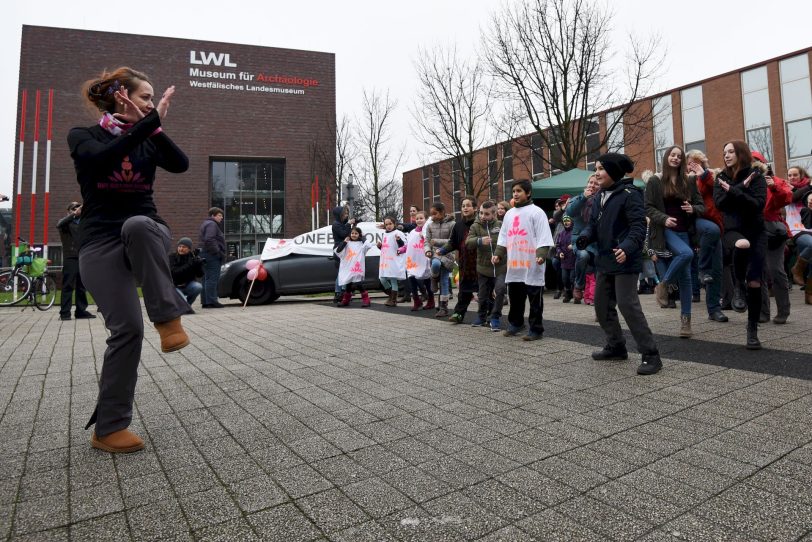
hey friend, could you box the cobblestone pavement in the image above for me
[1,288,811,541]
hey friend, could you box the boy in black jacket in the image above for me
[577,153,662,376]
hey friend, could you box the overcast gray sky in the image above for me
[3,0,811,208]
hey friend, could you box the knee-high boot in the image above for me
[746,286,762,350]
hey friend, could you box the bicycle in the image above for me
[0,238,56,310]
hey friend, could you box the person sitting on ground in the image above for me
[169,237,205,309]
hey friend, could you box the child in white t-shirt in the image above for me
[334,227,376,307]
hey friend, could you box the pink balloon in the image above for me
[257,266,268,281]
[246,268,258,281]
[246,259,260,270]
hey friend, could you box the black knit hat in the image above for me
[177,237,194,249]
[597,153,634,182]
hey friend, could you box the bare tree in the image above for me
[355,88,405,221]
[412,44,502,201]
[315,113,357,213]
[483,0,663,171]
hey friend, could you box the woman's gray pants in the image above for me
[79,216,190,436]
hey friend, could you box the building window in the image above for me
[502,142,513,197]
[211,158,284,260]
[432,164,441,203]
[488,146,499,200]
[681,86,705,153]
[741,67,773,163]
[531,133,544,179]
[606,109,624,153]
[451,159,461,217]
[422,167,430,211]
[780,54,812,171]
[585,118,600,171]
[653,96,674,170]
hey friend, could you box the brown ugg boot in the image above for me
[806,277,812,305]
[384,291,398,307]
[154,317,190,353]
[91,428,144,453]
[791,258,808,286]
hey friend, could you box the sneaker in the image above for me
[591,346,628,361]
[74,312,96,319]
[637,353,663,375]
[471,317,485,327]
[503,324,524,337]
[522,331,542,341]
[448,313,464,324]
[59,314,71,321]
[490,318,501,332]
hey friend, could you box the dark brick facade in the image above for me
[13,25,335,257]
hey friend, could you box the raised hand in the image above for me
[113,89,144,123]
[156,86,175,120]
[743,172,756,188]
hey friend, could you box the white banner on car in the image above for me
[260,222,385,261]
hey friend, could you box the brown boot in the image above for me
[384,291,397,307]
[791,258,808,286]
[806,277,812,305]
[91,429,144,453]
[154,317,190,353]
[655,282,670,307]
[679,314,692,338]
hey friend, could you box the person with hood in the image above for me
[755,152,793,324]
[645,145,705,338]
[331,205,356,304]
[465,200,506,330]
[714,140,768,349]
[199,207,226,308]
[576,153,662,376]
[555,215,576,303]
[424,202,456,317]
[438,196,479,324]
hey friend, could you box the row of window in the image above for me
[420,51,812,205]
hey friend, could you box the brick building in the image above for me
[403,47,812,216]
[13,25,336,264]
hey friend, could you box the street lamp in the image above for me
[346,173,355,218]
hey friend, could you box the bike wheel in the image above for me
[0,271,31,306]
[34,275,57,311]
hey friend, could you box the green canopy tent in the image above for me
[531,168,646,203]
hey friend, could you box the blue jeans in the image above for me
[202,254,222,305]
[380,277,399,291]
[695,219,721,273]
[797,234,812,262]
[662,230,693,316]
[176,281,203,306]
[573,249,590,289]
[431,258,451,296]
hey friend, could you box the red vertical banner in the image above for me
[29,89,41,245]
[15,90,27,249]
[43,89,54,251]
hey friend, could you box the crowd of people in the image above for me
[332,145,812,372]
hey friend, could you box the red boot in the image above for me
[340,291,353,306]
[360,290,371,307]
[411,294,423,311]
[422,292,435,310]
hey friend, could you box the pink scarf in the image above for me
[98,112,132,136]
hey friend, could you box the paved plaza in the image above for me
[1,288,811,541]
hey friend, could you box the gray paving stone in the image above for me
[382,466,453,504]
[228,475,288,513]
[422,490,508,540]
[342,476,415,518]
[296,488,369,533]
[378,505,467,542]
[13,492,69,535]
[69,511,131,541]
[496,466,579,507]
[330,520,397,542]
[128,497,191,541]
[70,482,125,522]
[120,471,174,508]
[273,463,334,499]
[554,494,653,540]
[517,508,604,541]
[193,517,261,542]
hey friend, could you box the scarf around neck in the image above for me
[99,112,133,136]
